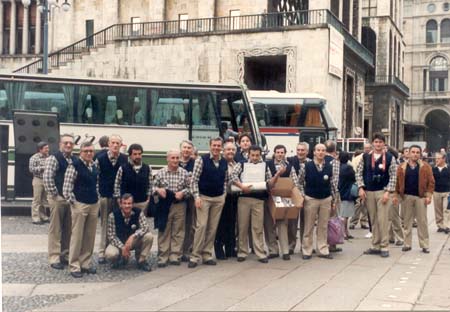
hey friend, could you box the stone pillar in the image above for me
[22,3,29,54]
[35,6,41,54]
[9,0,17,55]
[0,1,4,54]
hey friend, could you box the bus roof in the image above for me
[248,90,326,101]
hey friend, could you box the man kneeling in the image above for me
[106,193,153,271]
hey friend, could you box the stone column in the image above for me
[0,1,4,54]
[22,3,29,54]
[9,0,17,55]
[35,6,41,54]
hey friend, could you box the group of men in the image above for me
[28,131,449,278]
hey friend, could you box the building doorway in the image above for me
[244,55,287,91]
[425,109,450,151]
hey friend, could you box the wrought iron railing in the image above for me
[366,75,410,95]
[14,9,374,74]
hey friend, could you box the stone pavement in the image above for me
[2,207,450,312]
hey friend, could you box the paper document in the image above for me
[231,162,267,193]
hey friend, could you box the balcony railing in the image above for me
[411,91,450,99]
[366,75,410,96]
[14,9,374,74]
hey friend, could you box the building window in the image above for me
[131,17,141,35]
[179,14,188,32]
[86,20,94,47]
[330,0,340,18]
[426,20,437,43]
[443,2,449,11]
[441,19,450,43]
[230,10,240,30]
[427,3,436,13]
[429,56,448,92]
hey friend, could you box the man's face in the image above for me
[120,197,133,216]
[223,145,236,161]
[109,138,121,154]
[80,145,95,162]
[274,148,285,162]
[40,145,49,156]
[130,149,142,164]
[403,149,409,159]
[296,145,308,159]
[59,136,74,154]
[181,142,193,159]
[372,139,385,152]
[249,149,261,163]
[314,144,326,161]
[435,154,445,166]
[167,152,180,168]
[210,140,222,157]
[409,147,421,162]
[363,144,372,153]
[239,137,251,151]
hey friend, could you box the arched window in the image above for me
[441,19,450,43]
[426,20,438,43]
[429,56,448,91]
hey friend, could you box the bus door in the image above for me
[299,131,327,150]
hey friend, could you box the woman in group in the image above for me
[338,151,356,240]
[234,134,252,163]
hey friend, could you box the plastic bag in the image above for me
[327,216,345,245]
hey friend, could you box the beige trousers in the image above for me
[105,232,154,263]
[263,202,279,254]
[433,192,450,229]
[158,202,186,264]
[48,195,71,264]
[134,200,148,214]
[98,197,113,258]
[302,196,332,256]
[288,215,299,252]
[237,197,266,259]
[389,203,404,242]
[402,195,429,249]
[350,197,369,227]
[190,194,225,263]
[182,198,196,257]
[32,177,48,222]
[366,190,391,252]
[69,200,99,272]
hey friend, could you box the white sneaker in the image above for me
[365,232,373,238]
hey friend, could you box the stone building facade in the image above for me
[403,0,450,151]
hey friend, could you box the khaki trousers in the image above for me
[288,215,299,252]
[366,190,391,252]
[350,197,369,227]
[389,203,404,243]
[182,198,196,257]
[237,197,266,259]
[134,201,149,215]
[276,219,289,256]
[105,232,154,263]
[158,202,186,264]
[263,203,279,254]
[69,201,99,272]
[32,177,49,222]
[48,195,71,264]
[403,195,429,249]
[433,192,450,229]
[99,197,113,258]
[302,196,331,256]
[191,194,225,263]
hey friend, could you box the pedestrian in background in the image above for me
[338,151,356,240]
[29,141,50,224]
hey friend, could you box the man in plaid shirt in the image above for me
[29,141,50,224]
[153,149,190,267]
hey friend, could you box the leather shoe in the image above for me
[363,248,381,255]
[50,262,64,270]
[380,251,389,258]
[389,239,395,244]
[302,255,312,260]
[282,254,291,261]
[258,257,268,263]
[268,253,279,259]
[137,261,152,272]
[318,254,333,259]
[188,261,197,268]
[169,260,180,266]
[70,271,83,278]
[158,262,167,268]
[98,257,107,265]
[180,255,190,262]
[237,257,246,262]
[203,259,217,265]
[330,247,342,253]
[81,267,97,274]
[422,248,430,254]
[402,246,412,252]
[395,241,404,246]
[444,228,450,234]
[349,224,355,230]
[437,228,444,233]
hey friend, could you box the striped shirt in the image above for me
[153,166,190,197]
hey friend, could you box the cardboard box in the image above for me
[268,177,303,221]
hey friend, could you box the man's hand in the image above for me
[381,191,390,204]
[424,197,431,206]
[175,191,184,201]
[241,185,252,194]
[276,166,286,177]
[359,188,366,202]
[331,202,336,215]
[392,196,399,206]
[195,197,202,209]
[156,188,167,199]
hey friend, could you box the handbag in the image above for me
[327,216,345,245]
[350,183,359,199]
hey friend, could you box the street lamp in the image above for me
[22,0,71,74]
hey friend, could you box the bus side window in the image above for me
[149,89,188,127]
[191,92,218,128]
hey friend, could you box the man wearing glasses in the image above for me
[44,134,76,270]
[63,142,100,278]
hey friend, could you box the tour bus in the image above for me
[245,90,338,157]
[0,74,261,199]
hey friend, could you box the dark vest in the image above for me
[362,152,393,191]
[288,156,309,175]
[304,161,333,199]
[120,163,150,203]
[240,161,268,200]
[405,164,419,196]
[180,158,195,173]
[433,166,450,193]
[54,151,76,196]
[198,154,227,197]
[97,152,127,197]
[72,159,99,204]
[113,207,141,244]
[267,159,292,177]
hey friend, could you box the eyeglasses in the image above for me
[62,141,74,145]
[81,150,94,154]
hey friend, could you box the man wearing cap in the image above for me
[29,141,50,224]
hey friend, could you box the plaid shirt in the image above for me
[63,158,99,203]
[43,152,74,197]
[153,166,190,197]
[191,154,228,199]
[107,209,149,249]
[297,158,340,200]
[113,160,153,199]
[29,152,48,179]
[355,152,398,192]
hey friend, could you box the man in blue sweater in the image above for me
[432,152,450,234]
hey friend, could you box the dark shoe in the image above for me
[347,235,354,239]
[50,262,64,270]
[395,241,404,246]
[169,260,181,266]
[98,257,107,265]
[422,248,430,254]
[361,225,369,229]
[137,261,152,272]
[237,257,246,262]
[289,249,294,255]
[70,271,83,278]
[380,251,389,258]
[282,254,291,261]
[180,255,190,262]
[363,248,381,255]
[81,267,97,274]
[188,261,197,268]
[32,221,43,225]
[302,255,312,260]
[258,257,269,263]
[389,239,395,244]
[349,224,355,230]
[60,258,69,265]
[268,253,279,259]
[402,246,412,252]
[444,228,450,234]
[203,259,217,266]
[41,218,50,223]
[158,262,167,268]
[318,254,333,259]
[330,247,342,253]
[437,228,444,233]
